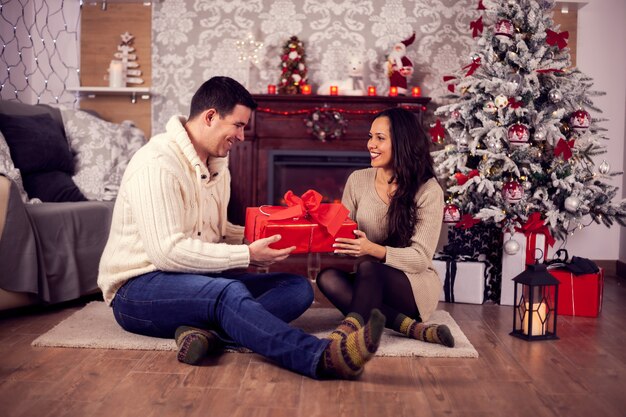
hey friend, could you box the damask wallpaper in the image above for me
[152,0,481,131]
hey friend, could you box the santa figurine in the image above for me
[387,32,416,95]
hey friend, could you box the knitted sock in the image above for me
[320,309,385,379]
[327,312,363,341]
[174,326,221,365]
[394,314,455,348]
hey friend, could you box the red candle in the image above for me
[267,84,277,94]
[301,84,312,95]
[389,86,398,97]
[411,86,422,97]
[367,85,376,96]
[330,85,338,96]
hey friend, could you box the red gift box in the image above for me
[548,268,604,317]
[244,190,358,254]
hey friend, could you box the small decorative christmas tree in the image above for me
[108,31,143,86]
[432,0,626,243]
[278,36,307,94]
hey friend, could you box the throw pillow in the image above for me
[0,112,74,175]
[60,108,146,201]
[22,170,87,202]
[0,130,30,202]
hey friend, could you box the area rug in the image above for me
[32,301,478,358]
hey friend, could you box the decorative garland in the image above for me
[255,105,427,142]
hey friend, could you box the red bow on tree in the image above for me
[470,16,484,38]
[455,214,480,229]
[268,190,348,236]
[443,75,456,92]
[463,58,481,76]
[429,119,446,143]
[546,29,569,50]
[554,138,575,161]
[508,97,523,109]
[455,169,479,185]
[477,0,486,10]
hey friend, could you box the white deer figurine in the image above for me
[317,53,365,96]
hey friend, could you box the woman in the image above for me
[317,107,454,347]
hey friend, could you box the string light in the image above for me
[0,0,80,105]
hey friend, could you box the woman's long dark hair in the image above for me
[377,107,436,247]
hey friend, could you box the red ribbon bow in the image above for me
[454,169,479,185]
[267,189,349,236]
[508,97,523,109]
[429,119,446,143]
[477,0,486,10]
[554,138,575,161]
[515,212,556,264]
[546,29,569,50]
[470,16,484,38]
[463,57,481,77]
[443,75,457,92]
[455,214,480,229]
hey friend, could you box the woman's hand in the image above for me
[333,230,386,260]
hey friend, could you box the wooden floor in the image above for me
[1,274,625,417]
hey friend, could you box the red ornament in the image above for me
[502,180,523,203]
[494,19,514,39]
[569,109,591,131]
[443,203,461,224]
[507,123,530,146]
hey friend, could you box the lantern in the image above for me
[510,263,559,341]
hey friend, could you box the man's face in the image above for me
[204,104,251,158]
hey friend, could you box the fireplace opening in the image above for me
[267,150,371,205]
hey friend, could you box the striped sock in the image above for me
[320,309,385,379]
[395,314,455,348]
[326,312,363,341]
[174,326,221,365]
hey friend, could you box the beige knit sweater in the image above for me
[342,168,444,322]
[98,116,250,305]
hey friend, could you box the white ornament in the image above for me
[504,239,520,255]
[494,95,509,108]
[564,196,581,212]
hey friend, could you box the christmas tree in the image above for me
[432,0,626,242]
[278,36,307,94]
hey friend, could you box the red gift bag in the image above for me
[548,268,604,317]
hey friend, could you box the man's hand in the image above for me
[248,235,295,267]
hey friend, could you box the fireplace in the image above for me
[267,150,371,205]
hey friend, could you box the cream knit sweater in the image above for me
[98,116,250,305]
[342,168,444,322]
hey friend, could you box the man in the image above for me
[98,76,384,379]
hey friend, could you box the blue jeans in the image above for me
[111,270,329,378]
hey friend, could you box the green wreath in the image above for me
[304,109,348,142]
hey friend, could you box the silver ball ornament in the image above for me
[522,181,532,190]
[548,89,563,103]
[564,196,581,212]
[504,239,520,255]
[599,159,610,175]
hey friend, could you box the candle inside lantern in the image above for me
[330,85,339,96]
[367,85,376,96]
[301,84,312,95]
[411,86,422,97]
[389,86,398,97]
[267,84,277,94]
[108,60,124,88]
[522,302,547,336]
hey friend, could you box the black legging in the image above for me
[316,260,420,327]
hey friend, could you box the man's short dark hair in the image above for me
[188,76,258,120]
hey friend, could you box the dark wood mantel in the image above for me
[227,94,431,224]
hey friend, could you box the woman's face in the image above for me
[367,116,393,169]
